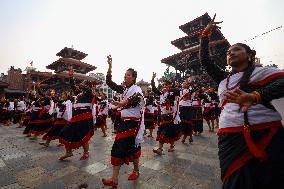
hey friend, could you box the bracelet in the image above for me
[251,91,262,104]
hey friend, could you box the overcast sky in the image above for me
[0,0,283,84]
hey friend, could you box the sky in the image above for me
[0,0,283,84]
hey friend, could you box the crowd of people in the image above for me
[0,57,221,187]
[0,14,284,189]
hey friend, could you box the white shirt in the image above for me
[218,67,282,128]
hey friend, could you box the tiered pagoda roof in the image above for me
[46,57,96,74]
[179,13,211,35]
[46,47,96,74]
[161,13,230,75]
[171,29,226,51]
[42,47,100,90]
[56,47,88,60]
[136,79,150,87]
[162,38,229,70]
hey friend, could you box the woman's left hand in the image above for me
[111,99,128,108]
[224,88,256,112]
[111,101,121,107]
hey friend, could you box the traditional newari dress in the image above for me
[106,73,144,165]
[23,100,40,135]
[208,91,221,120]
[191,97,203,133]
[200,35,284,189]
[202,93,215,121]
[151,80,181,144]
[94,99,108,129]
[43,99,72,141]
[22,103,32,127]
[29,97,54,135]
[144,95,156,130]
[58,82,94,149]
[0,101,5,123]
[1,101,10,124]
[108,102,116,124]
[7,101,15,123]
[179,88,193,136]
[217,67,284,188]
[13,100,26,124]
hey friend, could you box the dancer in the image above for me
[58,76,96,161]
[94,93,108,137]
[191,90,204,135]
[41,91,72,147]
[151,72,181,155]
[203,88,216,132]
[28,88,55,140]
[200,14,284,189]
[144,90,156,137]
[102,55,144,188]
[179,78,194,143]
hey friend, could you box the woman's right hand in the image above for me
[107,55,112,70]
[152,72,156,80]
[202,14,223,36]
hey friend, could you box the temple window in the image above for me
[183,38,191,47]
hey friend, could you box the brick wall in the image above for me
[7,68,24,90]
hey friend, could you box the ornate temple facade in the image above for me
[0,47,100,98]
[161,13,230,87]
[41,47,100,91]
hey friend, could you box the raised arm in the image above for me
[199,14,228,84]
[105,55,124,93]
[151,72,162,96]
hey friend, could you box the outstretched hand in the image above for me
[224,88,256,112]
[152,72,156,80]
[107,55,112,67]
[202,13,223,36]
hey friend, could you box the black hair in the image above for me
[127,68,137,83]
[232,43,256,92]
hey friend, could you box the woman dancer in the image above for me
[151,73,181,155]
[41,91,72,147]
[200,14,284,189]
[102,55,144,188]
[58,76,96,161]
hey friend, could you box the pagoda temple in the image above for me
[41,47,100,91]
[136,79,150,92]
[161,13,230,87]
